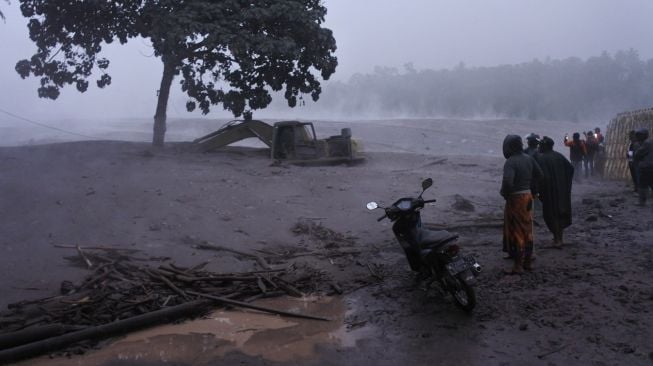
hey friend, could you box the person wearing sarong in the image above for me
[501,135,543,274]
[534,137,574,247]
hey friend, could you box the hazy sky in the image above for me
[1,0,653,122]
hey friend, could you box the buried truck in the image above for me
[193,120,364,165]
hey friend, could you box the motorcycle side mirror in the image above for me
[421,178,433,191]
[366,202,379,210]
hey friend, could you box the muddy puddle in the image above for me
[21,295,373,365]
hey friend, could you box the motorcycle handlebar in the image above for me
[375,198,435,222]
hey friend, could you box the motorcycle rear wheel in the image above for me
[447,273,476,313]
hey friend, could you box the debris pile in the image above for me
[292,219,358,249]
[0,246,328,363]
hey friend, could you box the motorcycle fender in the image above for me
[460,269,476,285]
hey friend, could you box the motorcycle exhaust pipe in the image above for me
[472,263,482,274]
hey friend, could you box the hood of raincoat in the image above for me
[503,135,523,159]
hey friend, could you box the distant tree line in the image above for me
[289,49,653,121]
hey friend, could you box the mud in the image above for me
[20,296,355,365]
[1,118,652,365]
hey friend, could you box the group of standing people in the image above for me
[500,126,653,274]
[501,133,574,274]
[628,128,653,206]
[563,127,605,181]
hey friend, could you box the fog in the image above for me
[1,0,653,130]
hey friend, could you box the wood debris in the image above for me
[0,246,329,363]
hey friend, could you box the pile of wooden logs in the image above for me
[0,246,328,363]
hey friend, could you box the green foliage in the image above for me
[16,0,337,118]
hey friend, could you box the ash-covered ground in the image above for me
[1,118,651,365]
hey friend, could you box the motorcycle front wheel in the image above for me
[447,272,476,313]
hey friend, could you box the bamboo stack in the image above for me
[603,107,653,180]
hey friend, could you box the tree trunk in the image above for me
[152,57,176,147]
[0,301,212,364]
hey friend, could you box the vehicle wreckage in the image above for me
[193,120,364,165]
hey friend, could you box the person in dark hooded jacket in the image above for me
[524,133,540,157]
[534,136,574,247]
[634,128,653,206]
[524,133,541,209]
[500,135,543,274]
[627,130,640,192]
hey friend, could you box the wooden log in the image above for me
[193,243,271,269]
[189,261,209,272]
[330,282,343,294]
[79,268,114,290]
[158,265,191,277]
[256,277,267,293]
[168,275,260,283]
[168,263,190,272]
[145,270,190,301]
[273,278,304,297]
[0,316,24,327]
[53,245,140,253]
[242,268,288,274]
[107,273,139,286]
[262,276,279,290]
[244,291,287,303]
[7,295,62,309]
[0,324,85,350]
[76,245,94,269]
[186,291,329,321]
[161,295,173,307]
[0,300,212,364]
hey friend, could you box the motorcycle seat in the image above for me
[416,229,458,249]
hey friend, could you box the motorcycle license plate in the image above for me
[446,257,471,276]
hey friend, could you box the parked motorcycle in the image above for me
[366,178,481,312]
